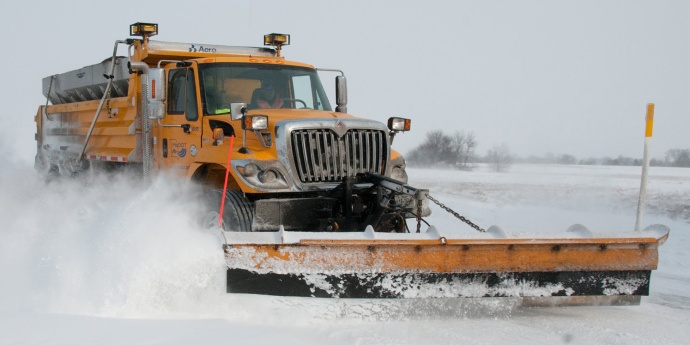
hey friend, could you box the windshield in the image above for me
[198,63,332,115]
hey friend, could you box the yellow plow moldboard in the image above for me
[224,236,659,298]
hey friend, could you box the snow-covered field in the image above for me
[1,161,688,344]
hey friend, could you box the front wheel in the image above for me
[202,189,254,232]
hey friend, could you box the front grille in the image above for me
[291,128,388,183]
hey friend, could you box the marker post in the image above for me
[635,103,654,231]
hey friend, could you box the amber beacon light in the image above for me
[130,22,158,37]
[264,33,290,57]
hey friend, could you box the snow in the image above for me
[1,162,689,344]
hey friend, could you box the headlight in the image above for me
[242,115,268,130]
[241,163,259,177]
[387,117,411,132]
[234,160,290,191]
[258,169,278,183]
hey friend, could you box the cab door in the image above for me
[154,65,202,172]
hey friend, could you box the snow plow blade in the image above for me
[224,225,669,299]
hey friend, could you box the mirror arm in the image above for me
[316,68,347,113]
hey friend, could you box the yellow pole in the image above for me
[645,103,655,137]
[635,103,654,231]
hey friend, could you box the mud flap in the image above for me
[227,268,651,298]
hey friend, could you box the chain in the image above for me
[416,195,423,233]
[426,194,486,233]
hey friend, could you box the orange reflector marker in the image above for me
[213,128,224,146]
[151,79,156,99]
[645,103,654,137]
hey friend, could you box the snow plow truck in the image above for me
[35,23,669,304]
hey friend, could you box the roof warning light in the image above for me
[264,33,290,57]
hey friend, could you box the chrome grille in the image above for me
[291,129,388,183]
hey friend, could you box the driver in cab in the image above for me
[251,82,284,109]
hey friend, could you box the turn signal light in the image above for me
[212,128,224,146]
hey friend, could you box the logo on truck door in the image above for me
[170,139,187,158]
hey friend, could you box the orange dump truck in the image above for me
[35,23,668,303]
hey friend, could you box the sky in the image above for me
[1,0,689,164]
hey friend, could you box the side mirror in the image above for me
[230,102,247,120]
[336,75,347,113]
[149,68,166,101]
[148,68,166,119]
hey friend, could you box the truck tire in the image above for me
[44,165,60,183]
[203,189,254,232]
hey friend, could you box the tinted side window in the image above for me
[168,69,186,114]
[167,68,198,121]
[185,71,198,121]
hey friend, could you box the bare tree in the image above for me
[486,143,513,172]
[407,130,478,169]
[428,130,455,164]
[665,149,690,167]
[407,130,453,166]
[452,131,477,170]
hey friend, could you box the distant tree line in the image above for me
[406,130,478,170]
[406,130,690,171]
[519,148,690,168]
[406,130,512,172]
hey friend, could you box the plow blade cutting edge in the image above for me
[224,224,669,301]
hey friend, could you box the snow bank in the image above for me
[0,167,225,317]
[0,162,688,344]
